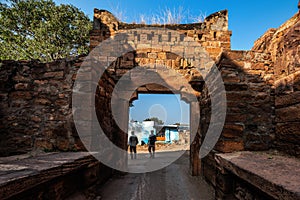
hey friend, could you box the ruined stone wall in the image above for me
[202,8,300,197]
[253,12,300,80]
[0,59,81,156]
[200,10,300,157]
[274,72,300,157]
[0,57,121,156]
[201,50,275,153]
[201,49,276,196]
[253,10,300,157]
[91,9,231,61]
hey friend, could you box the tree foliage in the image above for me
[0,0,92,62]
[144,117,164,125]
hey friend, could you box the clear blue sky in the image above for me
[54,0,298,50]
[53,0,298,125]
[129,94,190,125]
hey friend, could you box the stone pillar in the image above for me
[111,98,129,171]
[190,101,201,176]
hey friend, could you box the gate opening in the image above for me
[128,94,190,154]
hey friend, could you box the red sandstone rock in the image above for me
[215,140,245,153]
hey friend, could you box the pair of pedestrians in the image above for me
[128,130,156,159]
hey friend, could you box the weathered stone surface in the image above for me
[9,91,32,100]
[225,113,247,123]
[0,9,300,200]
[0,57,122,156]
[276,104,300,123]
[253,12,300,79]
[14,83,30,90]
[273,69,300,156]
[222,124,244,139]
[216,172,233,194]
[215,140,244,153]
[92,9,231,61]
[276,122,300,143]
[275,91,300,108]
[43,71,64,79]
[0,152,111,200]
[215,151,300,200]
[202,154,217,187]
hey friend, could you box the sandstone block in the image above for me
[35,138,53,150]
[251,62,266,70]
[147,52,157,59]
[222,124,244,139]
[222,75,241,83]
[171,46,184,54]
[275,91,300,108]
[14,83,29,90]
[136,43,151,49]
[157,52,167,60]
[276,122,300,143]
[31,116,42,122]
[215,140,244,153]
[135,52,147,58]
[120,60,134,68]
[276,104,300,122]
[10,91,32,100]
[162,45,171,52]
[226,92,252,102]
[225,83,248,91]
[34,98,51,105]
[56,138,70,151]
[44,71,64,79]
[13,74,31,82]
[245,141,268,151]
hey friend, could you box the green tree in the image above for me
[144,117,164,125]
[0,0,92,62]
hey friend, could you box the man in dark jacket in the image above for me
[129,131,139,159]
[148,130,156,158]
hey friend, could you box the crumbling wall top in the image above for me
[93,9,119,32]
[93,8,229,31]
[203,10,228,31]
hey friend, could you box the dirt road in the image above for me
[95,152,214,200]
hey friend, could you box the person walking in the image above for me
[148,130,156,158]
[128,131,139,159]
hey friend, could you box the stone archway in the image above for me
[86,8,231,174]
[86,44,206,174]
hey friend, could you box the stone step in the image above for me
[0,152,110,200]
[215,151,300,200]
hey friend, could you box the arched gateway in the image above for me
[73,9,231,174]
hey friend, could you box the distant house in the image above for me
[128,121,189,145]
[155,125,179,144]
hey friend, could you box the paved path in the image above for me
[96,152,214,200]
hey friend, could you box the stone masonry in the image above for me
[201,8,300,200]
[0,6,299,167]
[0,57,124,156]
[0,6,300,199]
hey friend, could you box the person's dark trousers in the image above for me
[130,146,137,159]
